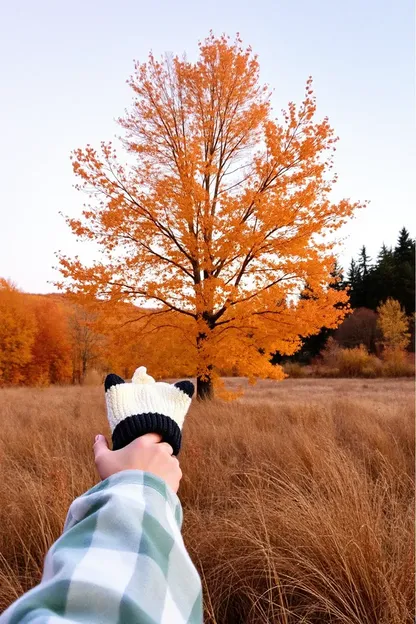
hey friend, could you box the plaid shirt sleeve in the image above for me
[0,470,203,624]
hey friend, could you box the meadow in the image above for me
[0,378,414,623]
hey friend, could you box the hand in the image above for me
[93,433,183,493]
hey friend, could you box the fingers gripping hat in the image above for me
[104,366,194,455]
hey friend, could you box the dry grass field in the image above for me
[0,378,414,623]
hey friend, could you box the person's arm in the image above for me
[0,435,203,624]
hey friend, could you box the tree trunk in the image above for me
[196,372,214,401]
[196,325,215,400]
[81,350,88,384]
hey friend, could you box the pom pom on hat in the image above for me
[131,366,155,384]
[104,366,194,455]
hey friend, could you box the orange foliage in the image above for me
[97,304,195,380]
[23,297,72,386]
[57,34,363,398]
[377,298,410,351]
[0,284,79,387]
[0,280,36,385]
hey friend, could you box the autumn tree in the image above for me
[335,307,379,353]
[58,34,362,399]
[68,304,104,384]
[393,227,415,314]
[0,279,36,385]
[377,298,410,351]
[272,260,348,364]
[23,297,72,386]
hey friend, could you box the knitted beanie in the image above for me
[104,366,194,455]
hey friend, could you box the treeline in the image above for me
[0,280,195,387]
[347,227,414,314]
[0,282,99,386]
[283,227,415,364]
[0,227,414,386]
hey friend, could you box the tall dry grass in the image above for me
[0,378,414,623]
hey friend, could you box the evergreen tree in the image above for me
[370,244,395,309]
[331,259,347,293]
[358,245,371,278]
[394,227,414,265]
[378,243,394,263]
[347,227,415,315]
[355,246,373,308]
[393,227,415,314]
[346,248,372,309]
[347,259,360,308]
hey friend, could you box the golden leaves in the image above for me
[377,298,410,350]
[0,283,73,386]
[58,34,363,397]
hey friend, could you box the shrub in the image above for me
[381,348,415,378]
[283,362,307,378]
[361,366,378,379]
[315,341,384,378]
[312,366,341,378]
[319,337,341,368]
[337,345,381,377]
[337,345,368,376]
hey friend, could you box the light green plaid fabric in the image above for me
[0,471,203,624]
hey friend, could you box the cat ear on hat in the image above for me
[105,373,125,391]
[173,380,194,398]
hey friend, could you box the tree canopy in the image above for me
[57,34,362,398]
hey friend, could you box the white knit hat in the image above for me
[104,366,194,454]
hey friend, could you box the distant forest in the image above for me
[274,226,415,364]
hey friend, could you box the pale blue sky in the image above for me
[0,0,414,293]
